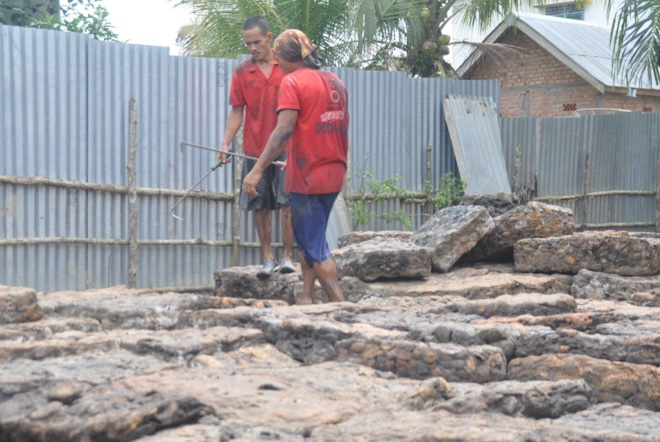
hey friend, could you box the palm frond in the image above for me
[610,0,660,86]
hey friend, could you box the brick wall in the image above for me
[465,29,657,118]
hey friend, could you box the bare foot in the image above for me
[296,296,313,305]
[328,293,345,303]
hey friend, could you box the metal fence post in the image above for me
[127,98,139,287]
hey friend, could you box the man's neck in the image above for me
[254,49,274,66]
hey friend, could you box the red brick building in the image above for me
[457,14,660,118]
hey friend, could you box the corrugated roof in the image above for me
[457,14,660,92]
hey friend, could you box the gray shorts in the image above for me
[239,153,290,210]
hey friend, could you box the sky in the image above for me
[103,0,194,55]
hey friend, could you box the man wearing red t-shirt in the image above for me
[217,17,295,279]
[243,29,349,304]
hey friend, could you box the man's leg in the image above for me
[280,205,294,260]
[255,208,274,262]
[297,257,316,305]
[313,258,344,302]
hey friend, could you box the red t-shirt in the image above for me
[229,57,285,156]
[277,68,349,194]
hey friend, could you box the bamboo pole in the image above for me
[657,139,660,232]
[127,99,139,288]
[425,144,433,218]
[0,175,234,201]
[231,130,244,266]
[0,238,265,247]
[582,152,590,229]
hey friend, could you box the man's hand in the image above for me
[273,160,286,170]
[215,144,232,164]
[242,170,262,197]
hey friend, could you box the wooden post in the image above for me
[656,140,660,232]
[127,98,139,287]
[231,130,244,266]
[582,152,590,231]
[425,144,433,218]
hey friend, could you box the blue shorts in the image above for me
[239,154,290,210]
[290,192,338,267]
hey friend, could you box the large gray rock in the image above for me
[409,205,495,272]
[337,230,413,248]
[572,269,660,303]
[214,266,301,303]
[335,338,507,382]
[507,353,660,412]
[459,193,520,218]
[514,230,660,276]
[333,238,431,281]
[463,201,575,262]
[0,285,43,324]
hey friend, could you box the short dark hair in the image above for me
[243,17,270,36]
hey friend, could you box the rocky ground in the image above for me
[2,198,660,441]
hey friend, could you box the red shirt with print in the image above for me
[277,68,349,194]
[229,56,285,156]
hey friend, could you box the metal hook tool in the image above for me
[180,141,259,162]
[170,159,224,221]
[170,142,276,221]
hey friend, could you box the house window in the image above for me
[546,3,584,20]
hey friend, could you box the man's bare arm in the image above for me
[252,110,298,173]
[216,106,244,162]
[242,109,298,197]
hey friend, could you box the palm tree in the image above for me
[607,0,660,86]
[173,0,535,77]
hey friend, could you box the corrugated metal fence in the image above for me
[0,25,501,291]
[1,26,658,292]
[501,114,660,232]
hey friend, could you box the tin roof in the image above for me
[457,14,660,93]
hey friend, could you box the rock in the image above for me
[3,232,660,442]
[434,379,593,418]
[214,266,301,304]
[572,269,660,304]
[437,293,577,318]
[336,338,507,382]
[514,230,660,276]
[459,193,520,218]
[337,230,413,248]
[507,353,660,411]
[333,238,431,281]
[0,285,43,324]
[346,264,573,301]
[0,382,206,441]
[409,205,495,272]
[462,201,575,262]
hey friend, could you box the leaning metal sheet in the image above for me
[444,95,512,195]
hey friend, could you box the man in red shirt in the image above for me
[217,17,295,279]
[243,29,349,304]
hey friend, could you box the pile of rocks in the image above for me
[1,195,660,440]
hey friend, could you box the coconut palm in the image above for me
[173,0,535,77]
[607,0,660,85]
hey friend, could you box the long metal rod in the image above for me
[180,141,258,162]
[169,160,224,221]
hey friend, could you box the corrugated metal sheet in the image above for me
[582,113,659,229]
[500,117,538,193]
[444,95,512,195]
[1,26,90,289]
[516,14,660,90]
[12,24,657,291]
[459,14,660,91]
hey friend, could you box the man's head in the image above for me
[242,16,273,62]
[274,29,323,73]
